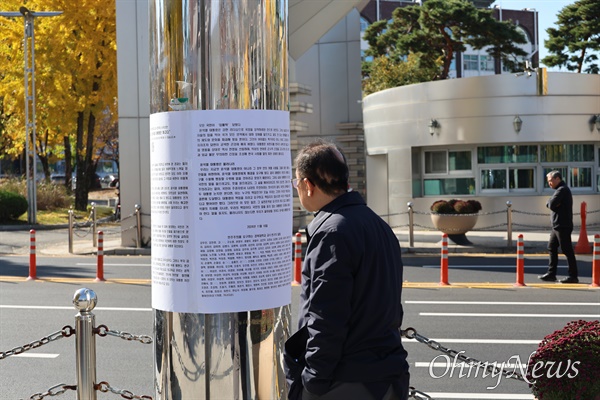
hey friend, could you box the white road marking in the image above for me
[13,353,59,359]
[420,312,600,318]
[0,305,151,312]
[416,362,527,368]
[422,393,533,399]
[406,301,600,306]
[76,263,150,267]
[404,338,539,344]
[422,265,546,269]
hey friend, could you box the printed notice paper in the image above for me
[149,110,292,313]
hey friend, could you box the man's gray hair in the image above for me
[546,170,562,180]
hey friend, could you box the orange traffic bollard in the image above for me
[514,234,526,287]
[292,232,302,285]
[591,234,599,288]
[439,234,450,286]
[575,202,592,254]
[27,229,37,281]
[95,231,105,282]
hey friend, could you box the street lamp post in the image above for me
[0,7,62,224]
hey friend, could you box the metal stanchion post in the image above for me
[68,207,74,254]
[506,201,512,247]
[73,288,98,400]
[407,202,414,248]
[91,202,97,247]
[135,204,141,248]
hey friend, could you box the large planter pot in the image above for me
[430,213,478,235]
[430,213,479,245]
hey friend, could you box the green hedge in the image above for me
[0,190,28,221]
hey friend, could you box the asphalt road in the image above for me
[1,254,598,399]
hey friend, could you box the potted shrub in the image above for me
[527,320,600,399]
[430,199,482,244]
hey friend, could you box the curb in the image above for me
[0,224,70,231]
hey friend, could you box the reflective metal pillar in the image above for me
[149,1,290,399]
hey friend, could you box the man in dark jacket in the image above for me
[538,171,579,284]
[284,140,409,400]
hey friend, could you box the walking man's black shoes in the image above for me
[538,273,557,282]
[559,276,579,284]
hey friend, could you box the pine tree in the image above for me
[542,0,600,73]
[362,0,527,87]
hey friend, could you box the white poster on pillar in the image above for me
[149,110,292,314]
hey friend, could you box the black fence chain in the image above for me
[0,326,75,360]
[95,381,153,400]
[402,327,527,383]
[22,383,77,400]
[95,324,153,344]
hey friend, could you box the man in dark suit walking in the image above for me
[538,171,579,284]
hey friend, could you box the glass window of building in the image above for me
[481,169,506,190]
[424,178,476,196]
[449,150,472,171]
[420,144,597,197]
[569,167,592,188]
[423,150,474,195]
[478,145,537,163]
[425,151,447,174]
[509,168,536,190]
[463,54,478,70]
[541,144,594,162]
[480,55,494,71]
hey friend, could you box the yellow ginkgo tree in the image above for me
[0,0,117,210]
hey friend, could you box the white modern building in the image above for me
[363,71,600,229]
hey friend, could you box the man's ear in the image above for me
[304,178,315,192]
[304,178,316,196]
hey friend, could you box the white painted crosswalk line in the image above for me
[423,393,533,399]
[420,312,600,318]
[406,300,600,306]
[404,338,539,344]
[13,353,59,359]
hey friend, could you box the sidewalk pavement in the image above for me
[0,223,569,256]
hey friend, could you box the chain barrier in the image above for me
[95,381,152,400]
[390,223,410,230]
[402,327,526,383]
[471,223,507,231]
[120,212,136,222]
[73,210,94,238]
[95,325,153,344]
[378,212,407,218]
[23,383,77,400]
[0,326,75,360]
[512,209,549,217]
[412,223,437,231]
[3,289,154,400]
[513,223,548,230]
